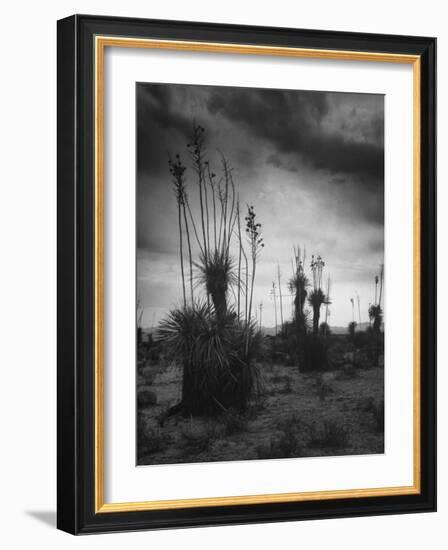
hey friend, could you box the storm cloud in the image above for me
[137,82,384,328]
[207,87,384,182]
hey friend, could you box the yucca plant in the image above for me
[288,248,331,371]
[158,303,261,415]
[309,255,329,335]
[160,122,264,416]
[289,248,308,327]
[368,304,383,333]
[195,249,237,326]
[308,288,327,336]
[289,246,308,367]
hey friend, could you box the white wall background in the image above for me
[0,1,443,547]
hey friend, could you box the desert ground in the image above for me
[137,336,384,466]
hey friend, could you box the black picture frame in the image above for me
[57,14,436,534]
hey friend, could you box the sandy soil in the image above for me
[137,360,384,466]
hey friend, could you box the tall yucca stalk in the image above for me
[188,123,209,259]
[168,154,188,307]
[245,205,264,338]
[236,200,242,318]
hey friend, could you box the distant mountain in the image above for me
[144,323,372,337]
[260,322,371,336]
[260,326,278,336]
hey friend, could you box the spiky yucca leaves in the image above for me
[195,249,238,324]
[368,304,383,333]
[308,288,328,336]
[157,303,260,416]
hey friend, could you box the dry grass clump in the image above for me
[256,415,305,459]
[309,419,350,449]
[359,396,384,433]
[181,420,221,453]
[314,374,333,401]
[335,364,358,380]
[137,415,168,458]
[222,410,248,435]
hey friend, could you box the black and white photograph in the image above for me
[136,82,385,466]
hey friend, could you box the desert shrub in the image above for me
[137,386,157,407]
[181,420,221,453]
[309,420,350,449]
[270,373,291,385]
[335,364,358,380]
[137,415,166,458]
[279,377,293,394]
[301,334,328,372]
[314,374,333,400]
[257,430,302,459]
[372,399,385,432]
[326,337,349,368]
[222,410,248,435]
[264,373,293,396]
[360,397,384,432]
[364,328,384,366]
[257,415,304,459]
[347,321,357,343]
[353,330,369,349]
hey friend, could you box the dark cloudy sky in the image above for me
[137,82,384,329]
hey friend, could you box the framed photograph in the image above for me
[57,15,436,534]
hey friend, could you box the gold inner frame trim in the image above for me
[94,35,421,514]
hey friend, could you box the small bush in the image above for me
[222,410,247,435]
[269,373,293,394]
[181,421,220,453]
[335,364,358,380]
[270,373,290,384]
[314,374,333,401]
[372,399,384,432]
[301,334,328,372]
[257,432,302,459]
[138,386,158,406]
[279,377,293,394]
[360,397,384,432]
[257,416,304,459]
[137,415,166,458]
[353,330,369,349]
[309,420,350,449]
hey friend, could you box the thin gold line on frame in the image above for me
[413,57,422,493]
[98,485,420,513]
[95,36,105,512]
[97,36,419,64]
[94,35,422,513]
